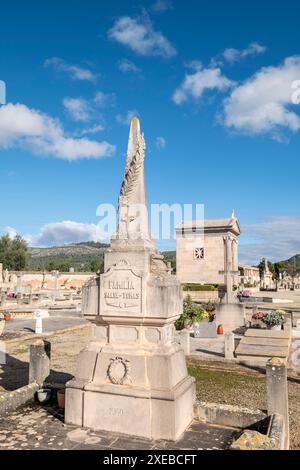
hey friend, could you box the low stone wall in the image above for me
[2,271,95,292]
[0,383,40,416]
[183,291,219,303]
[195,402,287,450]
[195,401,266,429]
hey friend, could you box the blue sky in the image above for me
[0,0,300,264]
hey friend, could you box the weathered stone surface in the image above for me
[195,401,266,429]
[29,340,51,386]
[266,358,289,448]
[0,383,40,416]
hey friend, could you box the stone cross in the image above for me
[219,236,239,303]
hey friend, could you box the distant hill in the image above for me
[28,242,108,271]
[26,243,177,272]
[280,254,300,270]
[26,241,300,275]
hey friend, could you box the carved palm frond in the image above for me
[120,141,144,200]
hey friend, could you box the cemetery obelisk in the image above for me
[65,117,195,440]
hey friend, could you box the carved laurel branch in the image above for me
[120,140,145,200]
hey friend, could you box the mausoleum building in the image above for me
[176,217,241,287]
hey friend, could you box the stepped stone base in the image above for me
[235,327,292,366]
[65,340,195,441]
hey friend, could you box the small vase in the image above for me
[37,388,52,405]
[217,324,224,335]
[271,325,282,331]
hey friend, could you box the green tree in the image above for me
[0,234,30,270]
[258,259,276,280]
[58,262,71,272]
[274,262,287,280]
[89,259,104,273]
[46,261,56,271]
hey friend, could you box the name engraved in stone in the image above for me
[102,273,142,311]
[104,291,140,300]
[107,280,134,290]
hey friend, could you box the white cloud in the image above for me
[223,42,266,64]
[4,220,109,247]
[0,102,115,161]
[108,16,176,58]
[78,124,105,136]
[173,66,233,104]
[156,136,166,149]
[4,226,32,244]
[94,91,116,107]
[63,92,115,122]
[33,221,103,246]
[118,59,141,73]
[44,57,97,82]
[239,216,300,265]
[63,97,91,122]
[116,110,139,125]
[4,226,17,239]
[152,0,173,12]
[223,56,300,137]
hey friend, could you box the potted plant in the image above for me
[175,295,208,331]
[261,310,285,330]
[175,295,195,330]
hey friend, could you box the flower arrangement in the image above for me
[261,310,286,328]
[252,311,264,321]
[239,289,253,298]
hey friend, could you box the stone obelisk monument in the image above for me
[65,117,195,440]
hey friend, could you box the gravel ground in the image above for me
[0,326,91,393]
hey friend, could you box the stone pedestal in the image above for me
[66,255,195,440]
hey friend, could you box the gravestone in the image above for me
[65,118,195,440]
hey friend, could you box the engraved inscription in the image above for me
[108,407,123,416]
[102,269,142,312]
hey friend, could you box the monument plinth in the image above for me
[65,118,195,440]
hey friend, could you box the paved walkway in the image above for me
[0,404,236,450]
[3,317,88,335]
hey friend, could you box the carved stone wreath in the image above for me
[107,357,131,385]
